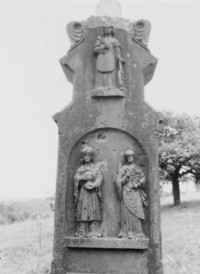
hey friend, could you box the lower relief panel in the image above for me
[64,128,149,274]
[64,248,149,274]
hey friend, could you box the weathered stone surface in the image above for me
[52,14,163,274]
[132,19,151,48]
[66,21,84,49]
[116,149,148,241]
[65,237,149,249]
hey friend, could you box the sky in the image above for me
[1,0,200,200]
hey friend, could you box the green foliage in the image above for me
[0,202,31,224]
[158,111,200,180]
[158,111,200,204]
[0,198,53,225]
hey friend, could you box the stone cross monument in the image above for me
[51,1,163,274]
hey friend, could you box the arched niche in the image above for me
[66,128,149,237]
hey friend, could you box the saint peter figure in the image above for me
[93,24,126,96]
[74,146,103,238]
[116,149,147,240]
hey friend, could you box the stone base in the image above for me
[65,236,149,249]
[91,87,126,98]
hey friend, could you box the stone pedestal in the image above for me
[51,16,163,274]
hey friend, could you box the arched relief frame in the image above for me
[65,127,149,238]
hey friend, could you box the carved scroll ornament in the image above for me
[132,19,151,49]
[66,21,84,50]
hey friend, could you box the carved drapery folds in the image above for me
[92,23,126,97]
[71,131,149,241]
[74,146,104,238]
[116,149,147,241]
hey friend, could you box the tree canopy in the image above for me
[158,111,200,205]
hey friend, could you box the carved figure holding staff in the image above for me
[93,24,126,95]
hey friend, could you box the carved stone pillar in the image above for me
[51,15,163,274]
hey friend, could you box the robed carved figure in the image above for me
[74,146,103,238]
[93,24,126,96]
[116,149,147,240]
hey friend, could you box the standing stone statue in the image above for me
[74,146,103,238]
[93,23,126,96]
[116,149,147,240]
[52,3,163,271]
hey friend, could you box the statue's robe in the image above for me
[74,163,103,221]
[93,36,121,90]
[116,163,146,238]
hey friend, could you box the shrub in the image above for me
[0,202,31,224]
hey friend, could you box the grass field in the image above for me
[0,218,53,274]
[161,192,200,274]
[0,192,200,274]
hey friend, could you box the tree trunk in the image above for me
[172,178,180,205]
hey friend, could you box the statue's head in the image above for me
[103,23,114,36]
[81,146,94,163]
[124,149,135,163]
